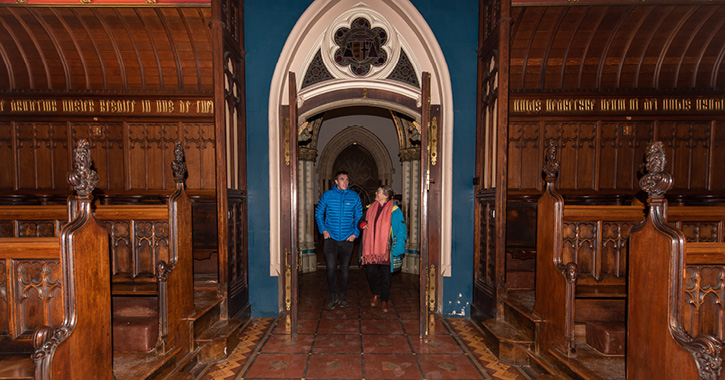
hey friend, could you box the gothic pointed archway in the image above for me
[269,0,452,337]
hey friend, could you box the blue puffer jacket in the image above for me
[315,186,363,241]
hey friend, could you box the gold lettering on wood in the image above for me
[99,99,136,113]
[179,100,191,113]
[196,100,214,114]
[512,99,542,113]
[662,98,691,111]
[141,100,152,113]
[11,99,58,112]
[156,100,175,113]
[696,98,725,111]
[62,99,94,113]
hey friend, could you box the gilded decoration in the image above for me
[333,17,388,76]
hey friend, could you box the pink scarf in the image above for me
[361,201,394,265]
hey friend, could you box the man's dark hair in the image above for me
[334,171,348,180]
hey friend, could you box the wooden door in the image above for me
[212,0,249,319]
[419,72,442,338]
[279,72,300,336]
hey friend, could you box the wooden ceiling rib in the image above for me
[0,6,212,93]
[510,4,725,92]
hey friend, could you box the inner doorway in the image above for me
[301,106,418,284]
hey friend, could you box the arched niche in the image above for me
[318,125,394,197]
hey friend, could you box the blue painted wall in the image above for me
[244,0,478,318]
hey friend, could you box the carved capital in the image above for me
[639,141,674,197]
[399,148,421,161]
[172,141,188,184]
[298,148,317,161]
[67,139,99,196]
[543,140,560,182]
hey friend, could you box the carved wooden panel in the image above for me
[106,220,169,279]
[508,121,540,190]
[545,122,597,190]
[683,265,724,342]
[227,192,248,310]
[12,260,63,337]
[658,121,712,190]
[562,221,634,279]
[508,119,722,193]
[599,121,653,190]
[0,260,6,336]
[475,196,496,290]
[674,222,721,243]
[14,123,71,190]
[0,123,216,192]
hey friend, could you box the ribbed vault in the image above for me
[510,4,725,91]
[0,6,213,93]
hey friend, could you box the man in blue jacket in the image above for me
[315,171,362,309]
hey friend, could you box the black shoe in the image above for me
[326,299,337,310]
[338,299,349,308]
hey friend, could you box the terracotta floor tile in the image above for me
[364,353,423,379]
[317,319,360,334]
[409,335,464,354]
[416,354,485,380]
[305,353,363,379]
[360,307,400,319]
[244,353,308,379]
[312,334,362,353]
[272,318,318,335]
[321,307,360,319]
[360,319,405,334]
[362,334,412,354]
[260,334,315,353]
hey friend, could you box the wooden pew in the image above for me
[534,142,642,358]
[534,141,725,363]
[628,141,721,379]
[0,142,193,359]
[0,139,113,380]
[99,143,194,356]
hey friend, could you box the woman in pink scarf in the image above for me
[359,185,407,312]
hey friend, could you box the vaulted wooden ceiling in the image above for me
[0,6,213,93]
[510,4,725,92]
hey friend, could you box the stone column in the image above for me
[299,148,317,272]
[399,148,420,274]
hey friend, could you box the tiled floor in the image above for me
[197,269,532,380]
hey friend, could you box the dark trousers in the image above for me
[324,239,354,301]
[365,264,392,302]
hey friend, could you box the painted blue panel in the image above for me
[411,0,478,318]
[245,0,313,317]
[244,0,478,318]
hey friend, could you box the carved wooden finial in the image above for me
[543,140,560,181]
[639,141,674,197]
[67,139,99,196]
[172,141,188,184]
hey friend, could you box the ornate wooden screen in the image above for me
[212,0,249,319]
[473,0,511,320]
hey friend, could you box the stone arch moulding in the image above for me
[269,0,453,277]
[318,125,395,193]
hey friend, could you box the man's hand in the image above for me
[323,231,330,239]
[346,235,356,242]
